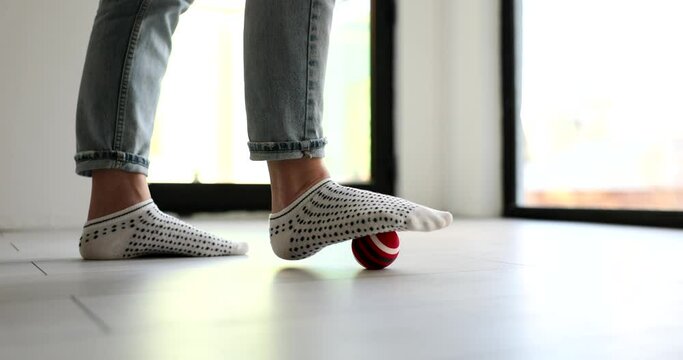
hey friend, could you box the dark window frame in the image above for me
[151,0,396,214]
[501,0,683,228]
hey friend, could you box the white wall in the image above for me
[0,1,96,229]
[0,0,501,229]
[396,0,502,216]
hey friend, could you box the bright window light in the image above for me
[519,0,683,210]
[148,0,371,184]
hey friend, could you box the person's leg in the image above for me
[75,0,247,259]
[267,158,329,213]
[244,0,452,260]
[88,170,150,220]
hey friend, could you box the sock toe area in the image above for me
[405,206,453,231]
[233,242,249,255]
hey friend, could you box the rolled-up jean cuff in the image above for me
[247,138,327,161]
[74,150,150,177]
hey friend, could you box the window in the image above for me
[503,0,683,226]
[148,0,396,212]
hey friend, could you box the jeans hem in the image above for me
[248,138,327,161]
[74,150,149,177]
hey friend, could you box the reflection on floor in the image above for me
[1,217,682,359]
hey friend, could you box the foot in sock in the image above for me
[79,200,248,259]
[269,179,453,260]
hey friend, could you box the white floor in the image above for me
[1,217,682,360]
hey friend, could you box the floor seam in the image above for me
[70,295,111,335]
[30,261,47,276]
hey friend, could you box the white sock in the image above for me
[79,200,248,260]
[269,179,452,260]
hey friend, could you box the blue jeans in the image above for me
[75,0,333,176]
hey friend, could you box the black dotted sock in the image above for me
[269,179,452,260]
[79,200,248,259]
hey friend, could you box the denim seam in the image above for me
[250,149,321,154]
[247,138,327,152]
[113,0,152,164]
[74,150,150,167]
[303,0,316,146]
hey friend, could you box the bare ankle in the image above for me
[268,158,330,213]
[88,170,151,220]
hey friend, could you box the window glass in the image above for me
[519,0,683,210]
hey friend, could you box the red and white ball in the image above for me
[351,231,400,270]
